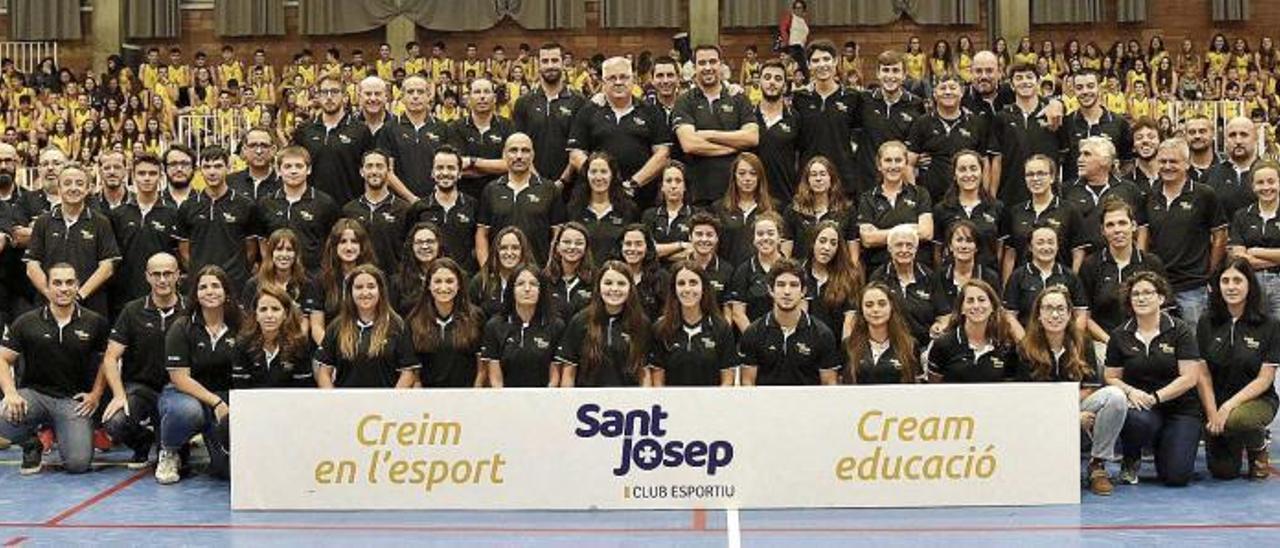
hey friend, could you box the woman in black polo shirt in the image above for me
[713,152,778,268]
[568,152,638,262]
[618,224,668,321]
[545,222,594,322]
[870,224,943,345]
[408,258,484,388]
[1001,154,1085,282]
[470,226,536,318]
[1003,225,1088,340]
[314,264,420,389]
[394,222,445,315]
[1199,257,1279,480]
[481,264,565,388]
[804,220,862,339]
[643,161,697,262]
[243,229,320,339]
[844,282,919,384]
[1105,271,1203,487]
[651,261,738,386]
[555,260,653,387]
[159,265,243,484]
[316,219,377,344]
[933,150,1003,269]
[728,211,786,332]
[930,220,1002,337]
[783,156,855,264]
[927,279,1018,383]
[1226,160,1280,319]
[234,284,315,389]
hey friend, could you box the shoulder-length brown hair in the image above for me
[793,155,851,215]
[580,260,651,380]
[1018,285,1090,381]
[654,259,726,344]
[255,228,310,289]
[239,283,310,366]
[809,220,862,313]
[321,218,376,313]
[945,279,1015,346]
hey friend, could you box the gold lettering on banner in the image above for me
[839,410,994,482]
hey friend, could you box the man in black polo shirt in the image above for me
[0,263,111,474]
[513,42,584,190]
[1203,116,1260,217]
[174,147,257,295]
[567,56,672,204]
[162,145,196,208]
[291,74,373,206]
[410,146,480,272]
[1081,198,1165,344]
[384,75,450,199]
[672,44,758,206]
[227,128,280,201]
[1131,117,1163,191]
[343,149,410,273]
[87,253,185,468]
[476,133,565,266]
[1144,138,1227,327]
[89,150,131,213]
[962,51,1015,118]
[1184,115,1220,181]
[991,62,1068,207]
[792,40,864,196]
[254,146,339,270]
[907,73,996,203]
[25,164,120,317]
[0,143,36,324]
[451,78,514,198]
[851,50,925,194]
[755,60,801,203]
[738,259,840,386]
[1062,70,1133,182]
[108,153,180,310]
[1063,136,1148,252]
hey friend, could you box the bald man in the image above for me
[450,77,515,198]
[1204,116,1261,215]
[476,133,565,266]
[382,75,451,199]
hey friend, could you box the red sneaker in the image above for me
[93,428,113,451]
[37,427,54,453]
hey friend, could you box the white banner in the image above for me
[231,384,1081,510]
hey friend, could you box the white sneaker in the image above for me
[155,449,181,485]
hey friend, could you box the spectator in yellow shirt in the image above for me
[404,41,426,76]
[904,36,927,82]
[218,45,244,87]
[375,43,396,81]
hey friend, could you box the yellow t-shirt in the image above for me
[929,57,949,79]
[298,64,317,86]
[1104,91,1128,114]
[375,59,395,81]
[435,104,463,123]
[461,60,485,79]
[1062,94,1080,113]
[1206,52,1230,76]
[220,61,244,86]
[1012,52,1038,67]
[1128,96,1152,119]
[404,57,426,76]
[171,65,191,88]
[430,58,455,79]
[904,52,926,81]
[140,63,160,90]
[742,59,762,84]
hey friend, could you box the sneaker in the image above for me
[37,427,54,453]
[127,432,155,470]
[19,439,42,475]
[93,428,113,452]
[1118,458,1140,485]
[155,449,181,485]
[1087,461,1114,496]
[1247,447,1272,480]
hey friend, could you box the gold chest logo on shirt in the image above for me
[223,212,239,223]
[991,357,1004,369]
[299,210,315,222]
[1244,336,1261,350]
[533,336,550,349]
[79,229,95,240]
[73,329,90,341]
[701,338,716,350]
[1158,342,1175,354]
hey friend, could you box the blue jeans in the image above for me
[1255,271,1280,320]
[1120,408,1202,486]
[0,389,94,473]
[158,385,229,478]
[1175,286,1209,327]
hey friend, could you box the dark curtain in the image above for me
[216,0,286,36]
[1031,0,1102,24]
[125,0,181,39]
[600,0,681,28]
[10,0,82,40]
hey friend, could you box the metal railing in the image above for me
[0,41,57,76]
[176,112,245,157]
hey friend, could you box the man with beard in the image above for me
[737,259,839,386]
[343,149,410,272]
[962,51,1016,117]
[513,43,584,190]
[851,50,926,194]
[161,145,196,207]
[906,73,994,203]
[90,150,131,213]
[991,62,1069,207]
[451,78,514,198]
[1063,137,1148,254]
[672,45,758,206]
[755,60,802,203]
[23,148,66,219]
[384,75,450,199]
[291,74,373,206]
[648,56,682,124]
[254,146,339,271]
[477,133,564,266]
[175,147,257,295]
[107,154,180,317]
[410,145,479,272]
[25,165,120,317]
[1184,115,1220,180]
[1062,70,1133,182]
[792,40,865,196]
[1131,117,1163,191]
[226,128,280,201]
[0,143,33,324]
[1203,116,1260,216]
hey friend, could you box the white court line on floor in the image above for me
[727,508,741,548]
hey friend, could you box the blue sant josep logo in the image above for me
[574,403,734,476]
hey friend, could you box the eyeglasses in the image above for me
[147,271,178,279]
[317,88,344,96]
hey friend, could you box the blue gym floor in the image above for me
[2,446,1279,546]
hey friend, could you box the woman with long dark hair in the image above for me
[544,222,595,322]
[934,150,1002,269]
[844,282,918,384]
[234,284,314,389]
[408,258,484,388]
[314,264,419,389]
[394,221,446,315]
[480,264,565,388]
[642,160,697,262]
[927,279,1018,383]
[784,155,855,264]
[315,219,377,344]
[243,228,319,337]
[728,211,786,332]
[651,261,737,386]
[713,152,776,268]
[617,224,668,320]
[929,220,1002,337]
[804,220,862,339]
[554,260,652,387]
[569,151,637,262]
[470,226,536,318]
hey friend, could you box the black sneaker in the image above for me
[127,432,155,470]
[19,439,42,475]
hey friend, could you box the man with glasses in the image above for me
[567,57,671,202]
[227,128,280,201]
[409,145,479,272]
[161,145,197,208]
[291,74,373,206]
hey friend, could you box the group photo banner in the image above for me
[231,384,1081,510]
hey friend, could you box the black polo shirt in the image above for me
[253,186,340,270]
[314,318,419,388]
[671,87,756,204]
[1,305,109,398]
[343,193,411,273]
[232,338,315,389]
[852,88,926,192]
[792,86,864,196]
[88,191,132,215]
[165,312,239,393]
[932,197,1005,269]
[477,175,565,264]
[291,114,374,206]
[1079,248,1166,331]
[783,207,855,264]
[569,199,638,263]
[1061,109,1134,182]
[803,269,855,337]
[108,200,181,303]
[848,340,914,384]
[641,204,696,246]
[712,200,764,268]
[756,104,803,203]
[737,311,839,385]
[385,116,452,196]
[417,315,482,388]
[449,114,516,197]
[1014,343,1102,386]
[961,84,1015,118]
[1106,313,1201,416]
[651,314,737,386]
[1228,203,1280,257]
[549,274,592,323]
[990,98,1069,206]
[480,313,565,388]
[556,309,644,387]
[1145,180,1227,291]
[905,110,995,202]
[930,262,1002,313]
[409,191,480,273]
[1197,315,1280,408]
[514,87,586,184]
[856,183,933,272]
[728,256,775,322]
[24,205,121,292]
[870,262,944,344]
[567,101,673,191]
[928,327,1018,383]
[1000,197,1087,267]
[226,169,281,201]
[111,295,186,391]
[468,274,508,318]
[1203,160,1256,218]
[700,256,735,306]
[1061,176,1148,251]
[1003,262,1089,324]
[175,189,257,292]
